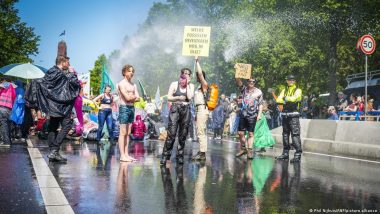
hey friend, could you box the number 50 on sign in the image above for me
[357,34,376,55]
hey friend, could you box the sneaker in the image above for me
[275,153,289,160]
[192,152,206,161]
[48,150,67,163]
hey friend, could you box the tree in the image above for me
[90,54,107,96]
[103,0,380,103]
[0,0,39,67]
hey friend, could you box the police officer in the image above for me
[275,74,302,163]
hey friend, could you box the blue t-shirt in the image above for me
[328,114,339,120]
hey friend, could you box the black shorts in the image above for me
[238,116,257,132]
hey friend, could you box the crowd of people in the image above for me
[1,40,379,165]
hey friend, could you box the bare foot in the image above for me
[126,155,137,162]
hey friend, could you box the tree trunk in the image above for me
[327,15,341,106]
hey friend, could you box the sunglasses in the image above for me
[248,80,256,83]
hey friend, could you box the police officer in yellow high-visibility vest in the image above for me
[275,74,302,163]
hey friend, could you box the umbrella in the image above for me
[0,63,47,79]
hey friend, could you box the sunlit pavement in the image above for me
[24,137,380,213]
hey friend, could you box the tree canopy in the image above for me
[105,0,380,103]
[0,0,39,67]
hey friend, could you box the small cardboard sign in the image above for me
[182,26,211,57]
[235,63,252,79]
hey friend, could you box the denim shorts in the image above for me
[118,105,135,124]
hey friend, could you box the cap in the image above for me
[286,74,295,80]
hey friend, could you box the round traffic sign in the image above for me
[360,35,376,55]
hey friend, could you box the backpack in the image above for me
[204,83,219,111]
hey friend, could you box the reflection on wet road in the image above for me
[35,138,380,213]
[0,144,45,213]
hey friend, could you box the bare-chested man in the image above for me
[117,64,140,162]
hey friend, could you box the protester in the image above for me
[191,56,209,161]
[0,77,16,146]
[275,74,303,163]
[25,55,81,162]
[212,103,225,140]
[117,64,140,162]
[73,78,85,136]
[235,70,264,159]
[267,99,280,129]
[229,99,238,135]
[220,94,230,135]
[160,68,194,165]
[300,96,309,119]
[130,115,146,141]
[93,85,114,144]
[22,103,34,140]
[327,106,339,120]
[10,80,26,140]
[232,96,244,134]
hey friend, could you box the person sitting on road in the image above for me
[130,115,146,141]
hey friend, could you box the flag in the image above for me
[78,73,91,97]
[100,64,115,93]
[138,80,147,99]
[59,30,65,37]
[155,86,161,109]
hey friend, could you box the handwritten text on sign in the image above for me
[235,63,252,79]
[182,26,211,57]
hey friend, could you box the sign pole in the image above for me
[358,34,376,120]
[365,55,368,120]
[193,61,196,79]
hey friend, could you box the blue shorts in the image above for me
[118,105,135,124]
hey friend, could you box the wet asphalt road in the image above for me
[0,143,45,213]
[31,137,380,214]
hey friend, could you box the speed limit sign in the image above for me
[360,35,376,55]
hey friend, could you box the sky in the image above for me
[16,0,163,74]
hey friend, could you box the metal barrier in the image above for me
[339,111,380,121]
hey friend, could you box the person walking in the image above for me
[25,55,81,162]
